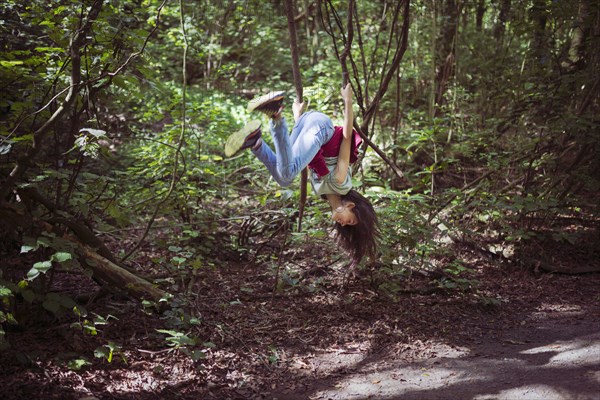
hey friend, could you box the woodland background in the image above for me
[0,0,599,398]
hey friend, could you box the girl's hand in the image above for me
[341,83,353,104]
[272,106,284,121]
[293,100,305,121]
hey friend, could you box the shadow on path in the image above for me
[277,314,600,400]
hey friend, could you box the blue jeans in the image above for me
[252,111,334,187]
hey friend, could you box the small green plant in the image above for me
[0,284,16,350]
[156,328,214,361]
[67,357,92,371]
[94,341,126,364]
[267,345,279,365]
[153,294,210,361]
[71,128,109,159]
[159,295,202,328]
[438,260,478,291]
[71,311,117,336]
[21,234,76,281]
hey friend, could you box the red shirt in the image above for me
[308,126,363,178]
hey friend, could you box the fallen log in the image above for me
[2,199,169,305]
[78,244,169,305]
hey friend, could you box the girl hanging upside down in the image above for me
[225,84,379,266]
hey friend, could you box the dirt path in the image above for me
[1,259,599,400]
[291,314,599,400]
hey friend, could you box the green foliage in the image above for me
[0,284,16,350]
[94,341,126,364]
[71,312,117,337]
[118,89,244,207]
[376,191,437,269]
[68,310,125,367]
[67,357,92,371]
[438,261,477,291]
[13,233,81,315]
[72,129,109,159]
[267,345,280,365]
[156,326,213,362]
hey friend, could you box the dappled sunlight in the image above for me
[535,302,585,313]
[473,385,578,400]
[272,307,600,400]
[521,336,600,367]
[309,341,474,399]
[309,332,599,400]
[314,365,477,400]
[291,341,369,375]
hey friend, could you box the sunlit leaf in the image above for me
[52,252,72,263]
[67,358,91,371]
[32,260,52,273]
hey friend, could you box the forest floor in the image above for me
[1,236,599,400]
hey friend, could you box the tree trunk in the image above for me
[429,0,437,119]
[563,0,591,70]
[530,0,549,72]
[284,0,308,232]
[476,0,486,32]
[435,0,460,110]
[493,0,511,40]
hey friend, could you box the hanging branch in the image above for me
[284,0,308,232]
[339,0,354,87]
[375,3,403,104]
[321,2,350,88]
[361,0,410,129]
[285,0,304,101]
[321,0,410,184]
[352,3,370,110]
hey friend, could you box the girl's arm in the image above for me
[334,83,353,184]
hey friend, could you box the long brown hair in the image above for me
[334,189,380,266]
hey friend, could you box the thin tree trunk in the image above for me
[284,0,308,232]
[429,0,437,119]
[434,0,459,111]
[530,0,549,73]
[476,0,486,32]
[493,0,511,40]
[563,0,591,70]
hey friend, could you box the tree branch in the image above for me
[361,0,410,129]
[321,0,411,185]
